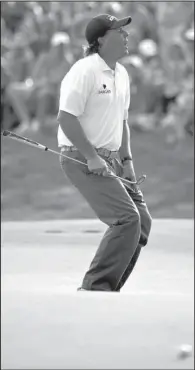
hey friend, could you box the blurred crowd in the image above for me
[1,1,194,143]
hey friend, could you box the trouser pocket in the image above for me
[59,150,92,175]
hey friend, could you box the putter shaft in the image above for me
[1,130,146,186]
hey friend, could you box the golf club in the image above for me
[1,130,146,188]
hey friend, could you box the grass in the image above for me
[1,124,194,221]
[2,219,194,369]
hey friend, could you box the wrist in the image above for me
[84,145,99,161]
[86,151,99,161]
[121,156,133,164]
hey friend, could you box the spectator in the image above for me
[121,51,163,132]
[5,43,50,132]
[164,41,188,96]
[1,1,193,141]
[160,27,194,143]
[5,32,72,132]
[2,34,35,82]
[35,32,74,127]
[135,39,164,129]
[126,2,158,43]
[183,24,194,73]
[160,77,194,144]
[1,1,28,33]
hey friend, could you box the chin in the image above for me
[118,49,129,61]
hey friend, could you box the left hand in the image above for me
[122,159,136,180]
[122,160,138,191]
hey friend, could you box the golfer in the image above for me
[57,14,152,291]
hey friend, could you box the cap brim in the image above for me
[111,16,132,29]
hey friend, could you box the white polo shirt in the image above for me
[58,53,130,150]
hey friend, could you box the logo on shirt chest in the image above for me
[98,84,111,94]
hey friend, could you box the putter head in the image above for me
[123,174,146,185]
[137,174,146,185]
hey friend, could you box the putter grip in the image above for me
[1,130,48,151]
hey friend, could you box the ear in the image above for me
[98,35,105,47]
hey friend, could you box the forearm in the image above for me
[119,120,133,161]
[57,110,98,160]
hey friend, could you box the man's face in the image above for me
[101,27,129,59]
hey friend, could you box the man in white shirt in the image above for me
[57,14,152,291]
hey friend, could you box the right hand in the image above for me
[87,155,112,176]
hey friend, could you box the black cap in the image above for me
[85,14,132,45]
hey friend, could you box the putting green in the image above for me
[1,219,194,369]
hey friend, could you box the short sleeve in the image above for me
[124,71,130,120]
[59,61,94,117]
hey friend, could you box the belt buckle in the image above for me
[104,148,110,157]
[97,148,106,157]
[110,151,117,159]
[97,147,117,159]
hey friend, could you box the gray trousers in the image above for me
[60,149,152,291]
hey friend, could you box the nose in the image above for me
[122,29,129,41]
[124,30,129,37]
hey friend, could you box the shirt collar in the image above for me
[95,53,119,73]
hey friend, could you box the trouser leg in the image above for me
[60,151,141,291]
[82,211,141,291]
[115,187,152,291]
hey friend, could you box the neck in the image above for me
[99,51,117,70]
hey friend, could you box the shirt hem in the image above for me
[59,107,80,117]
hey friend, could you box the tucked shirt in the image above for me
[58,53,130,150]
